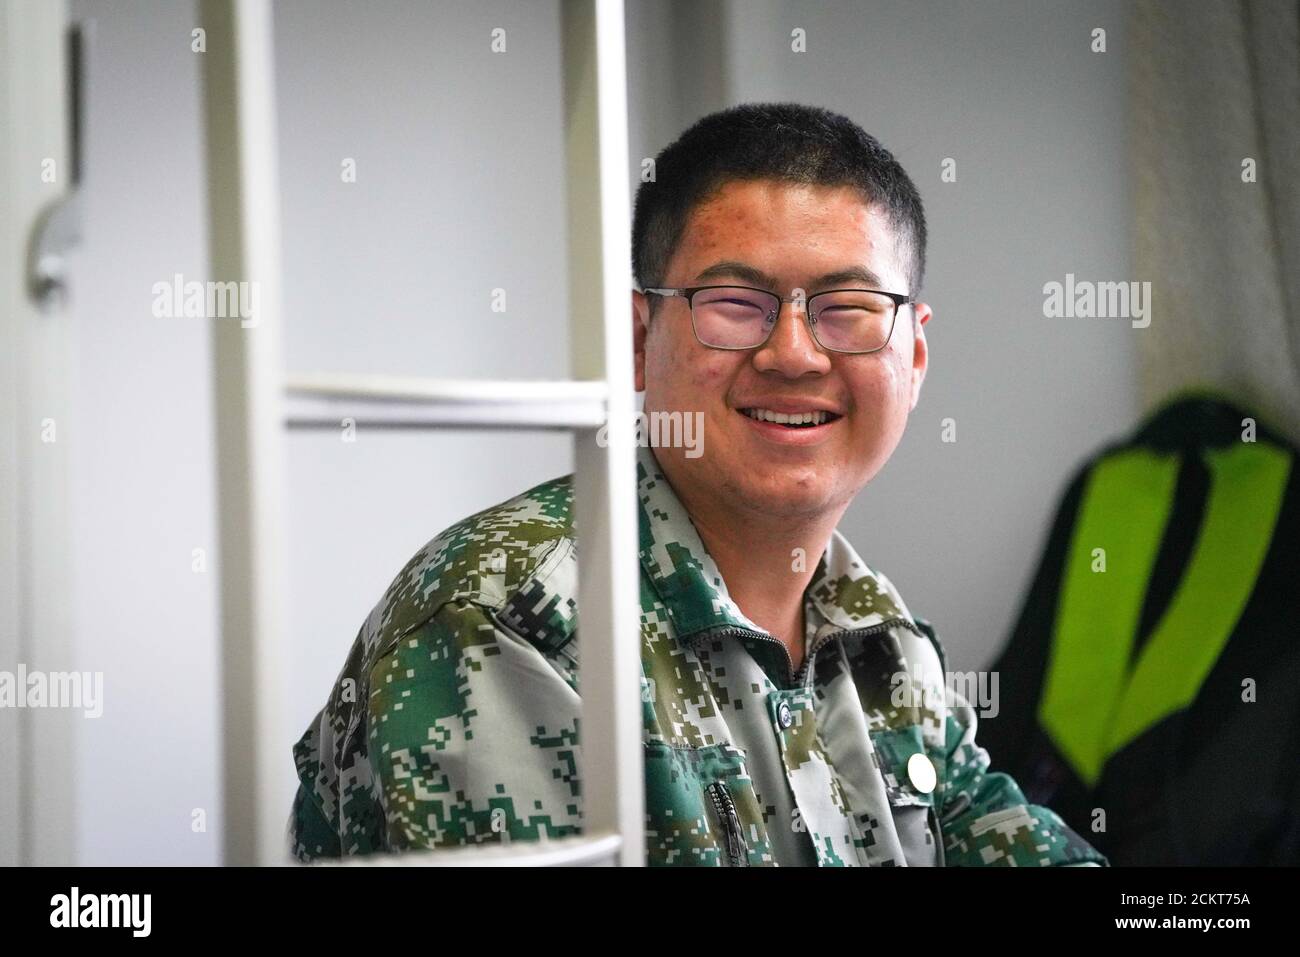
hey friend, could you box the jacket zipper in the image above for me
[695,616,935,864]
[795,618,913,685]
[705,781,748,867]
[696,617,915,689]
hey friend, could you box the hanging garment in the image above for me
[979,394,1300,865]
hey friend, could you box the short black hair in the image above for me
[632,103,927,311]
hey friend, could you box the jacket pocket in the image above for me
[869,726,945,867]
[643,740,763,866]
[884,799,944,867]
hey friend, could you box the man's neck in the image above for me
[678,487,846,679]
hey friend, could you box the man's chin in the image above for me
[730,476,842,521]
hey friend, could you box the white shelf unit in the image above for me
[202,0,644,866]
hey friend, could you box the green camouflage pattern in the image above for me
[289,443,1107,866]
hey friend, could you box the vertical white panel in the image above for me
[563,0,644,866]
[199,0,292,866]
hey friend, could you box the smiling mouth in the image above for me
[738,408,844,429]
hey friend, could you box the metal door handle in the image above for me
[27,20,91,310]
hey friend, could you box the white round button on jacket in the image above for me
[907,752,937,794]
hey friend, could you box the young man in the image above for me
[288,103,1106,867]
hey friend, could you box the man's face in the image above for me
[633,178,931,524]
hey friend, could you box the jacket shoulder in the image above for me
[363,472,578,664]
[288,473,579,861]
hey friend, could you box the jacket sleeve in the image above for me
[287,762,342,859]
[288,596,584,861]
[365,598,585,853]
[936,682,1109,866]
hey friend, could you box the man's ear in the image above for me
[909,301,931,411]
[632,290,650,393]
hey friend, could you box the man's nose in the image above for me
[751,299,833,376]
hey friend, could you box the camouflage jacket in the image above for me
[289,443,1107,866]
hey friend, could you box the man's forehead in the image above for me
[692,259,892,292]
[690,177,881,223]
[671,181,904,290]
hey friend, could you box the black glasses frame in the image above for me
[642,283,914,354]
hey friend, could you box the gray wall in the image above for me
[61,0,1134,863]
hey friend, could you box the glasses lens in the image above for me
[691,286,779,348]
[809,290,897,352]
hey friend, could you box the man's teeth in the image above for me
[742,408,831,426]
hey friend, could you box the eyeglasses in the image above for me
[642,284,914,354]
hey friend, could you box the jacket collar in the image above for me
[634,443,918,643]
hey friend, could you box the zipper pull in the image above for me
[706,782,749,866]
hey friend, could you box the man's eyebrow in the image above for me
[692,260,890,291]
[810,266,888,289]
[693,261,782,288]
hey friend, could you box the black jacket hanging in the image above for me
[978,393,1300,865]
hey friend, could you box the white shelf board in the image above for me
[284,372,610,430]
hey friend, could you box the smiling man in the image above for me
[288,103,1107,867]
[635,178,923,683]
